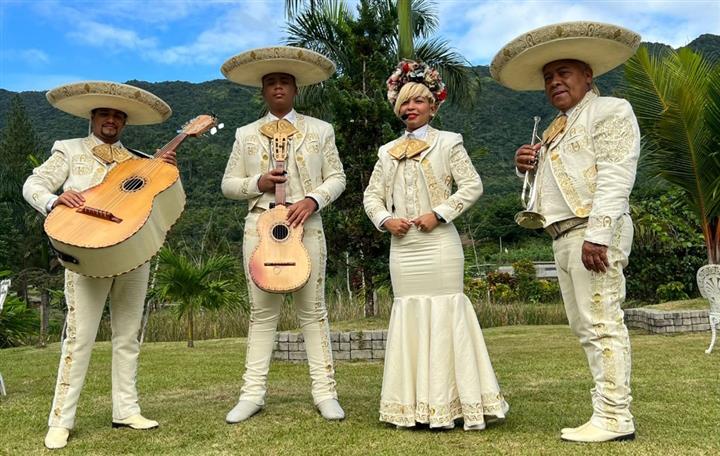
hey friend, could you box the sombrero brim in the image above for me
[490,22,641,91]
[46,81,172,125]
[221,46,335,87]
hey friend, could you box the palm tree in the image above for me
[283,0,481,317]
[285,0,476,107]
[152,248,243,347]
[625,46,720,264]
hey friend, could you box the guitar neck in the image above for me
[154,133,188,158]
[274,161,286,206]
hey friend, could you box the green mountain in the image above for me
[1,35,718,248]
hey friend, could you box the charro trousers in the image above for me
[239,211,337,406]
[48,263,150,429]
[553,214,634,433]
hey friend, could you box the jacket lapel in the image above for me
[548,91,596,151]
[418,126,439,161]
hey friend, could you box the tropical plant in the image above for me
[284,0,480,316]
[625,46,720,264]
[151,247,245,348]
[0,293,38,348]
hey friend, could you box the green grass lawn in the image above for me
[1,326,718,455]
[644,298,710,311]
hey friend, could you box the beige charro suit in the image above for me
[222,112,345,406]
[533,91,640,433]
[23,134,152,429]
[364,127,482,229]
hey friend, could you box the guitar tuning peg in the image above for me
[210,127,218,135]
[218,123,225,130]
[176,129,183,133]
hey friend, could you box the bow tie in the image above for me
[388,137,429,161]
[542,114,568,144]
[259,119,299,139]
[92,144,133,164]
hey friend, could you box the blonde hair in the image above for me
[393,82,435,118]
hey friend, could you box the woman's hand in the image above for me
[412,212,440,233]
[383,218,413,238]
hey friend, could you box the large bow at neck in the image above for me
[92,143,133,164]
[388,137,429,161]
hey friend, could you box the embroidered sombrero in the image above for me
[221,46,335,87]
[490,21,641,91]
[46,81,172,125]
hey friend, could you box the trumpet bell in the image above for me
[514,210,546,229]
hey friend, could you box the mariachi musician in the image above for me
[491,21,641,442]
[220,46,346,422]
[23,81,174,449]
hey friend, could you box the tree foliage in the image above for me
[625,45,720,264]
[151,247,245,347]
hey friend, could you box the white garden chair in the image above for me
[0,278,10,395]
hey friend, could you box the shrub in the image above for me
[656,281,690,302]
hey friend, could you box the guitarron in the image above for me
[248,120,312,293]
[44,115,220,277]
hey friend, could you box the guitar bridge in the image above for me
[77,206,123,223]
[264,262,297,266]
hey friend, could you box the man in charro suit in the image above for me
[23,81,175,449]
[491,22,642,442]
[220,46,346,422]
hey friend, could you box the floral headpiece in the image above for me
[386,59,447,107]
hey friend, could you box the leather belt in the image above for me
[545,217,588,240]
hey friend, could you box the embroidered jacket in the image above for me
[23,135,147,216]
[364,127,483,230]
[221,114,345,211]
[538,92,640,246]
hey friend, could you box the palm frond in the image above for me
[415,38,479,107]
[625,45,720,262]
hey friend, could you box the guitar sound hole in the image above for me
[271,224,290,241]
[121,176,146,192]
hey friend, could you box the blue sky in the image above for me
[1,0,718,92]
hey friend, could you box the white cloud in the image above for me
[1,49,51,65]
[67,20,158,52]
[436,0,720,64]
[146,4,285,65]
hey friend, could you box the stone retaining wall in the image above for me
[273,330,387,362]
[272,309,712,361]
[624,308,710,334]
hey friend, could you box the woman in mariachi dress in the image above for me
[363,61,509,430]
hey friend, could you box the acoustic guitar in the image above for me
[44,115,221,278]
[248,120,312,293]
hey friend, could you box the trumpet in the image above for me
[514,116,546,229]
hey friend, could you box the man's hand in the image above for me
[411,212,439,233]
[382,218,413,238]
[158,149,177,166]
[286,198,317,227]
[515,143,542,173]
[53,190,85,209]
[258,169,287,193]
[582,241,610,273]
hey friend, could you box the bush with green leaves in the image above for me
[656,281,690,302]
[0,294,38,348]
[626,190,706,302]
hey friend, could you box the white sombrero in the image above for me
[490,21,641,91]
[46,81,172,125]
[221,46,335,87]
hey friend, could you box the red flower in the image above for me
[402,63,410,73]
[437,89,447,101]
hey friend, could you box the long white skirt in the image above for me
[379,223,508,429]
